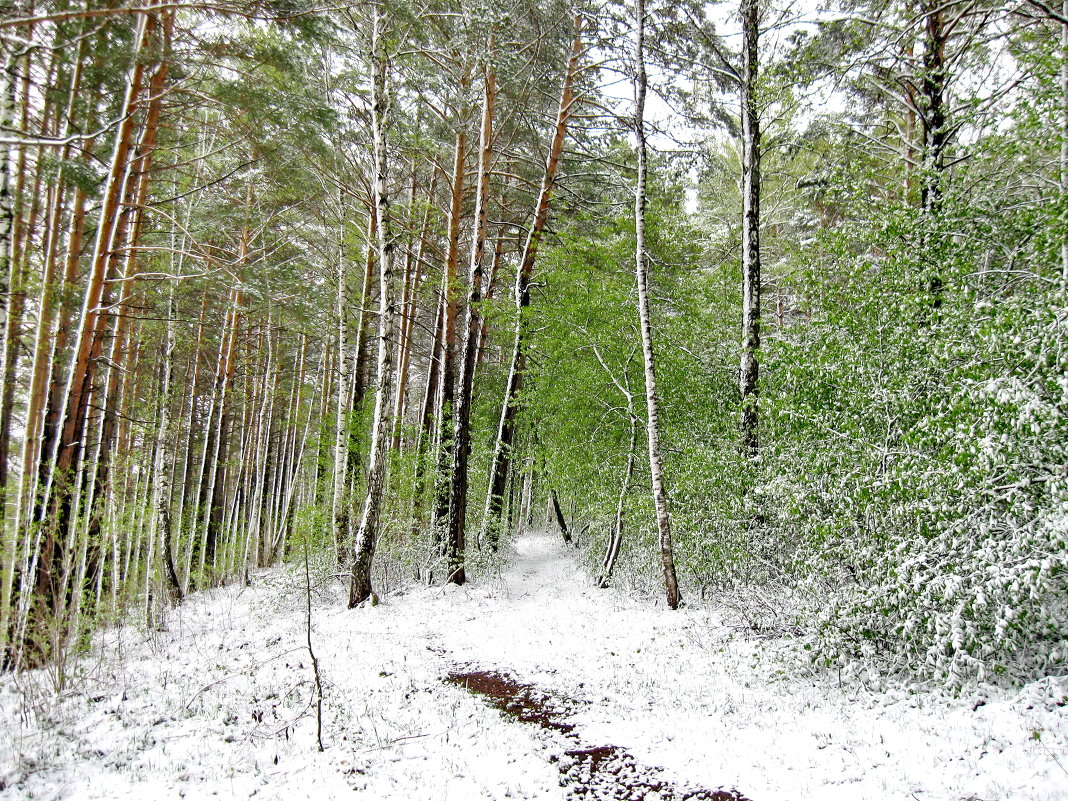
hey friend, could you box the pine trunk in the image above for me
[432,126,468,553]
[482,18,583,549]
[445,55,496,584]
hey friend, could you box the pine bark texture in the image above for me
[482,17,583,549]
[446,55,496,584]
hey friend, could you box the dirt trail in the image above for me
[445,666,749,801]
[435,534,751,800]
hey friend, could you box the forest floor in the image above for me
[1,533,1066,800]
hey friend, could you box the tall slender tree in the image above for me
[350,9,400,607]
[482,15,585,549]
[632,0,680,610]
[738,0,761,453]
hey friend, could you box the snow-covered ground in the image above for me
[1,533,1066,800]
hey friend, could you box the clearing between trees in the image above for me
[1,534,1065,800]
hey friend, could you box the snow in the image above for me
[1,533,1066,800]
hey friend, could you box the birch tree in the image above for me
[350,9,399,607]
[631,0,680,610]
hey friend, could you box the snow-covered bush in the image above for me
[759,172,1068,681]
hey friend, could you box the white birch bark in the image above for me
[1062,0,1067,281]
[350,10,399,607]
[739,0,761,454]
[633,0,680,609]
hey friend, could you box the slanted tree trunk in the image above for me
[599,413,637,588]
[0,58,17,497]
[482,17,583,550]
[197,288,241,583]
[83,16,170,605]
[445,53,496,585]
[633,0,680,610]
[350,11,399,607]
[590,344,638,586]
[550,489,571,545]
[739,0,761,455]
[473,231,504,373]
[0,33,35,504]
[391,172,432,451]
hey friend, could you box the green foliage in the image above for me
[750,106,1068,681]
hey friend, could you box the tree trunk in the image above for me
[919,1,947,217]
[197,288,241,583]
[83,17,170,606]
[550,489,570,545]
[1062,0,1067,282]
[473,232,504,373]
[409,290,444,558]
[599,413,637,588]
[634,0,680,610]
[349,11,399,607]
[739,0,761,456]
[331,207,354,564]
[25,11,152,658]
[152,282,183,602]
[0,57,17,501]
[431,124,468,557]
[445,53,496,585]
[918,0,947,305]
[391,172,430,451]
[0,59,14,366]
[482,17,583,549]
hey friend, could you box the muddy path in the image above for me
[446,668,750,801]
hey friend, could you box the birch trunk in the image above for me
[391,194,434,452]
[599,414,637,588]
[196,289,240,583]
[633,0,680,609]
[2,36,49,505]
[349,12,399,607]
[739,0,761,454]
[147,283,181,601]
[409,290,444,559]
[0,58,14,357]
[1062,0,1067,282]
[331,212,354,563]
[25,11,152,657]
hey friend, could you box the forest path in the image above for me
[403,533,749,798]
[388,536,747,798]
[2,534,1064,801]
